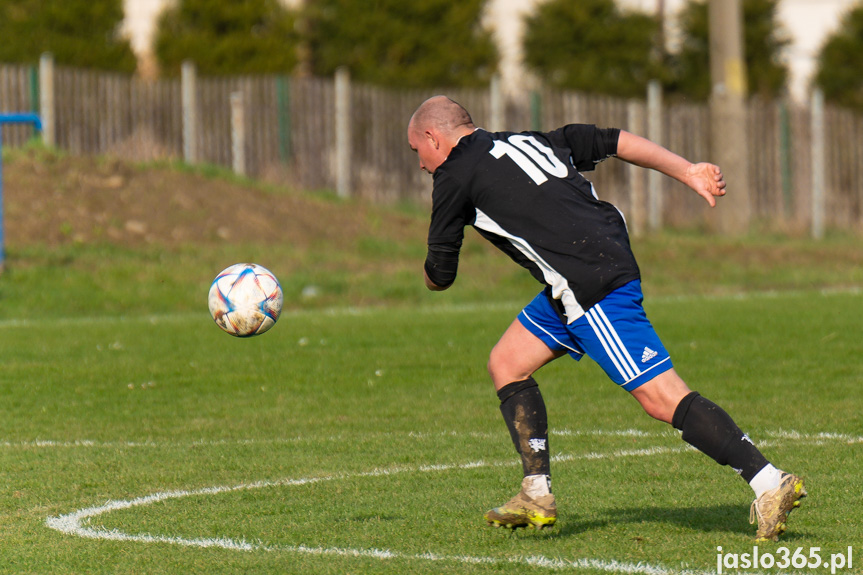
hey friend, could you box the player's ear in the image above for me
[425,130,439,150]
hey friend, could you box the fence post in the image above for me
[335,66,351,198]
[530,91,542,132]
[646,80,663,232]
[627,99,645,238]
[181,60,198,164]
[39,53,55,147]
[489,75,504,132]
[230,91,246,177]
[778,98,793,217]
[811,88,825,240]
[276,75,292,163]
[28,66,39,138]
[708,0,750,235]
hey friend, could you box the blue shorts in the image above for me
[518,280,673,391]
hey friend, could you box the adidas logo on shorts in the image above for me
[641,347,658,363]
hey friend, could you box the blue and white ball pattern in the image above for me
[208,263,283,337]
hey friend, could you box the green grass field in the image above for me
[1,256,861,573]
[0,153,861,575]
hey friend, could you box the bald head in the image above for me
[408,96,475,139]
[407,96,476,174]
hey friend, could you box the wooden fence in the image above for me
[2,57,862,235]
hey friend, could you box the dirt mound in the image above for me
[2,150,425,250]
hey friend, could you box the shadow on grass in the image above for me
[556,503,753,537]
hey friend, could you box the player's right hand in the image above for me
[686,162,726,207]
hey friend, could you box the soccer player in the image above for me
[407,95,806,541]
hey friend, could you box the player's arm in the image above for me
[424,242,461,291]
[615,130,727,207]
[424,267,448,291]
[424,169,467,292]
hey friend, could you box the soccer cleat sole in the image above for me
[484,510,556,531]
[486,518,556,531]
[484,488,557,531]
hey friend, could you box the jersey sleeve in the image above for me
[546,124,620,172]
[425,170,469,288]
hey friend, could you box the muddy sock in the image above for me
[523,474,552,498]
[749,463,782,498]
[672,391,769,482]
[497,377,550,477]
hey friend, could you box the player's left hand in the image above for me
[685,163,726,207]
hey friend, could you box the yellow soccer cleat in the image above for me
[750,472,807,542]
[484,489,557,530]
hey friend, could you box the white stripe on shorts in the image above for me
[585,304,641,382]
[520,309,584,356]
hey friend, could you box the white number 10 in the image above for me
[490,135,569,185]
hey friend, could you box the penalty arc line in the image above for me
[44,430,852,574]
[47,446,697,575]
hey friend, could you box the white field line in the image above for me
[1,285,861,330]
[5,429,635,450]
[8,427,863,450]
[47,448,695,575]
[43,429,852,574]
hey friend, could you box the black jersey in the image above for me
[425,125,640,323]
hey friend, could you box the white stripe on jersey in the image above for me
[474,208,585,322]
[585,304,642,382]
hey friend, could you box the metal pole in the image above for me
[0,114,43,273]
[0,126,4,272]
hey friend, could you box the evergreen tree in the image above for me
[522,0,666,98]
[300,0,497,88]
[0,0,136,72]
[670,0,790,101]
[813,4,863,111]
[154,0,298,76]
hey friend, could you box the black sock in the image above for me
[497,377,550,477]
[672,391,768,482]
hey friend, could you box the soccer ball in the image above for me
[208,263,284,337]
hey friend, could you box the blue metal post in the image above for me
[0,126,4,271]
[0,113,43,271]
